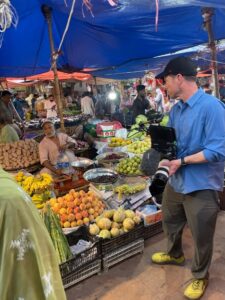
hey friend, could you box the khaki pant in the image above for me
[162,183,219,279]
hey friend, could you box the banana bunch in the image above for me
[32,191,51,209]
[15,171,26,183]
[15,172,53,209]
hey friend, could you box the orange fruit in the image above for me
[68,213,75,222]
[52,203,61,213]
[71,221,77,227]
[81,210,88,218]
[89,215,95,222]
[60,214,68,223]
[79,203,86,211]
[94,212,99,218]
[83,217,89,224]
[86,202,91,209]
[59,208,67,215]
[67,202,75,208]
[76,198,82,206]
[94,207,99,213]
[77,220,83,226]
[75,213,82,221]
[74,207,80,214]
[63,221,71,228]
[66,194,74,202]
[57,197,64,203]
[88,208,95,215]
[67,207,73,214]
[79,190,85,196]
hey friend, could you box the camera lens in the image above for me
[149,166,169,196]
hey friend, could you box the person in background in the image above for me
[13,93,26,120]
[219,79,225,103]
[64,93,73,108]
[0,115,19,143]
[95,91,106,119]
[132,84,150,120]
[80,91,95,117]
[0,167,67,300]
[154,85,165,113]
[88,91,97,105]
[39,120,77,176]
[152,56,225,300]
[203,83,212,95]
[0,90,23,137]
[31,93,39,118]
[44,95,57,118]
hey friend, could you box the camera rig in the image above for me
[148,125,177,160]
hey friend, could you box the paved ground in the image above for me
[66,211,225,300]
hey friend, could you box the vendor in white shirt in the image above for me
[44,94,57,118]
[80,92,95,117]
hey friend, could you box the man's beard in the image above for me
[46,129,56,137]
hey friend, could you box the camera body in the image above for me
[147,125,177,197]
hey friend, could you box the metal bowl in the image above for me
[71,158,94,168]
[83,168,118,184]
[96,152,128,163]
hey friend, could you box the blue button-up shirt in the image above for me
[168,88,225,194]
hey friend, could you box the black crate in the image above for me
[60,226,100,278]
[62,259,102,288]
[100,222,144,255]
[144,221,163,240]
[102,239,144,272]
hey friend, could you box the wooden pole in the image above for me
[41,5,65,131]
[202,8,220,98]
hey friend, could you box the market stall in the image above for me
[9,114,163,288]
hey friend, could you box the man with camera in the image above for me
[151,57,225,300]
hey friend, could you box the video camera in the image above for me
[141,125,177,197]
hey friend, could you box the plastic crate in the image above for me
[100,223,144,255]
[102,239,144,271]
[60,226,100,278]
[62,259,102,288]
[144,221,163,240]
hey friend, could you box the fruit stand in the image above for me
[10,116,163,289]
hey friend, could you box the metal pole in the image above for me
[202,8,220,98]
[41,5,65,131]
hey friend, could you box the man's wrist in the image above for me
[180,157,187,166]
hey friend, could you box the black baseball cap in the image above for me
[136,84,146,92]
[1,90,13,97]
[156,56,197,79]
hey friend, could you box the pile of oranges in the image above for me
[48,189,105,228]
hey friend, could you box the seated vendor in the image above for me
[0,115,19,144]
[39,120,77,176]
[0,90,24,138]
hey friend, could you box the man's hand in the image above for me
[168,159,181,176]
[159,159,181,176]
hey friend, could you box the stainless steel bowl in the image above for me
[83,168,118,184]
[71,158,94,168]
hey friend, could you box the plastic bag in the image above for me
[115,128,128,139]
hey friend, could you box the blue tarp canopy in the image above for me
[90,45,225,79]
[1,0,225,78]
